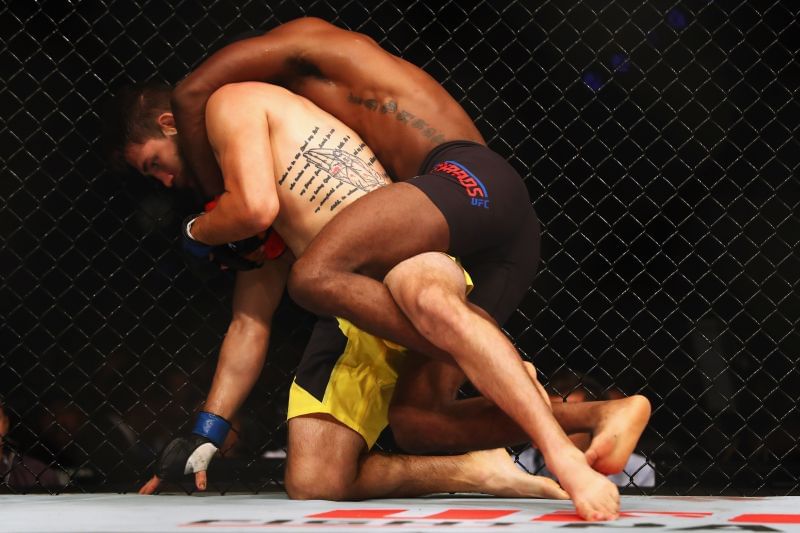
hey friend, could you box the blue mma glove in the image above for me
[182,215,265,271]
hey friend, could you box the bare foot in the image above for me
[584,395,651,474]
[467,448,569,499]
[549,453,620,521]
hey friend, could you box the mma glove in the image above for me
[182,214,266,271]
[155,412,231,481]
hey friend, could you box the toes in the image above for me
[540,478,569,500]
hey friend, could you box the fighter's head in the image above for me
[104,82,188,189]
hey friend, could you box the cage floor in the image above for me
[2,494,800,532]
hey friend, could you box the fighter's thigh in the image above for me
[298,183,450,277]
[463,208,541,325]
[388,354,465,451]
[285,414,367,500]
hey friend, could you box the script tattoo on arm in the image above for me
[347,93,446,144]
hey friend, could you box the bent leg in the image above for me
[285,414,365,500]
[382,252,566,455]
[290,186,561,466]
[390,360,651,474]
[286,322,568,501]
[383,252,620,520]
[288,183,451,360]
[568,395,652,474]
[285,414,567,500]
[290,182,618,519]
[389,353,530,453]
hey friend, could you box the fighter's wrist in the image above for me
[191,411,231,448]
[184,215,202,242]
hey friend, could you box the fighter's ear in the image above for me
[157,112,177,136]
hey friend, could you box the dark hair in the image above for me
[101,81,173,172]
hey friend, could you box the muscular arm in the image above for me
[139,258,290,494]
[189,83,279,245]
[172,17,338,196]
[204,257,290,420]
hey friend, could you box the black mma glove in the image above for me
[154,412,231,482]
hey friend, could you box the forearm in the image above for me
[188,194,276,245]
[192,84,280,246]
[203,319,270,419]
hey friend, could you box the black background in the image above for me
[1,0,798,494]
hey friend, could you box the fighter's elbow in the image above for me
[286,17,357,43]
[227,313,270,342]
[244,198,279,232]
[290,16,335,33]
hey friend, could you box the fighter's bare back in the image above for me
[206,82,391,255]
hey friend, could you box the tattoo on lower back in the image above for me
[305,147,386,191]
[281,125,390,214]
[347,92,446,144]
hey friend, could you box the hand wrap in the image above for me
[154,412,231,481]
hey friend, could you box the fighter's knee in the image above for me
[283,471,308,500]
[285,469,352,501]
[385,255,465,320]
[384,253,448,288]
[287,256,323,303]
[409,285,466,339]
[383,258,418,300]
[386,271,439,315]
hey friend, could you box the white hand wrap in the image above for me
[184,442,218,475]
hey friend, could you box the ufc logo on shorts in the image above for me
[433,161,491,208]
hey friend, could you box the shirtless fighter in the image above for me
[106,81,570,501]
[172,17,649,520]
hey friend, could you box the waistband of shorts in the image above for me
[418,140,487,175]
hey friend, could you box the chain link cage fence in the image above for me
[1,0,798,496]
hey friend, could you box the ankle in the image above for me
[544,446,590,474]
